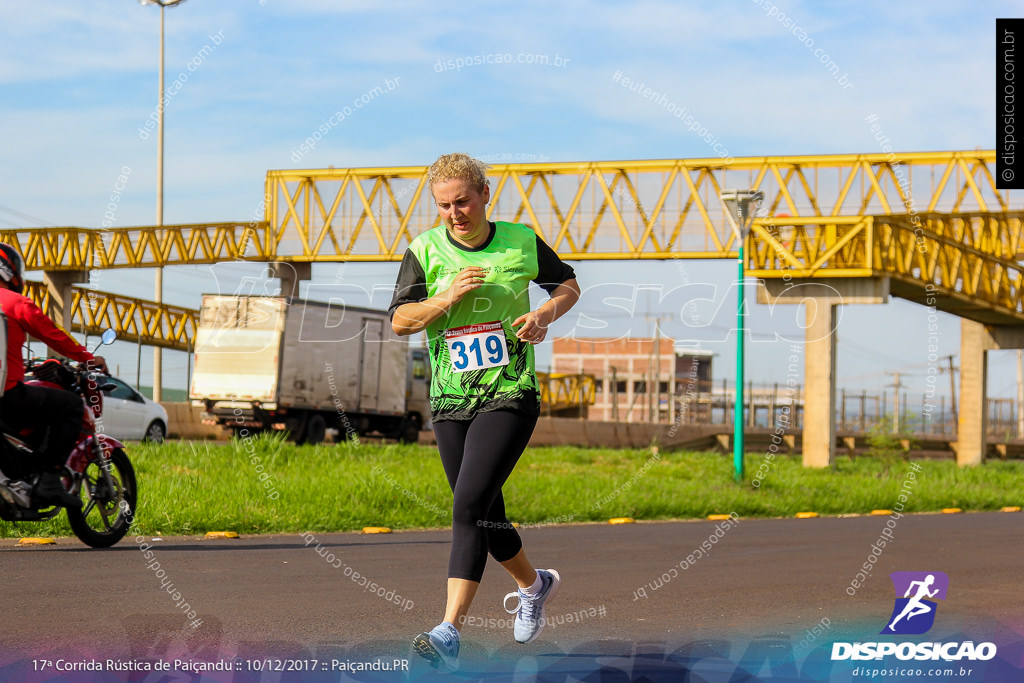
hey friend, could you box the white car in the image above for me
[99,376,169,442]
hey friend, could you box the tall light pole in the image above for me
[139,0,186,402]
[721,190,764,482]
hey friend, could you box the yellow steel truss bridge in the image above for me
[8,149,1016,349]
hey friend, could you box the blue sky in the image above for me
[0,1,1017,401]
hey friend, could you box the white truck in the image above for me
[189,294,430,444]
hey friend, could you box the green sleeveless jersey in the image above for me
[391,221,574,421]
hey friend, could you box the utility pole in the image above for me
[140,0,188,401]
[611,366,619,422]
[653,322,658,423]
[939,355,958,424]
[885,371,905,433]
[153,3,164,402]
[645,314,671,424]
[1017,350,1023,438]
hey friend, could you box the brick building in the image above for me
[552,337,712,423]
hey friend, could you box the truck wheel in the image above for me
[303,414,327,445]
[398,415,421,444]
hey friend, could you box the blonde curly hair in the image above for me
[428,153,490,193]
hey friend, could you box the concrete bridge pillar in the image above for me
[803,300,838,467]
[270,262,312,299]
[957,320,989,466]
[957,321,1024,466]
[759,277,889,468]
[42,270,89,333]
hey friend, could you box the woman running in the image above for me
[389,152,580,671]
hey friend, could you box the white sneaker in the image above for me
[504,569,561,644]
[412,622,459,672]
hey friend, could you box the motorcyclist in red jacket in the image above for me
[0,243,108,508]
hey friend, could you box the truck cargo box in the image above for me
[190,294,421,442]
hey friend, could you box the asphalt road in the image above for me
[1,512,1021,681]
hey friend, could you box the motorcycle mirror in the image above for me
[92,328,117,354]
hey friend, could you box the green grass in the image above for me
[2,434,1021,538]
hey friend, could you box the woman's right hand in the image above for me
[446,266,487,305]
[392,266,487,336]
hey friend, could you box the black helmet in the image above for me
[0,243,24,294]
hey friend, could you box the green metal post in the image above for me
[734,243,745,481]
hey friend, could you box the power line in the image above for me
[0,205,55,227]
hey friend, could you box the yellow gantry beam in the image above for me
[747,212,1024,324]
[10,150,1005,269]
[536,372,597,410]
[5,222,270,271]
[7,150,1022,348]
[265,150,1005,261]
[25,281,198,351]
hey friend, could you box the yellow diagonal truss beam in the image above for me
[7,150,1003,268]
[536,372,597,409]
[747,212,1024,323]
[7,150,1023,329]
[24,281,198,351]
[6,223,271,271]
[261,150,1004,262]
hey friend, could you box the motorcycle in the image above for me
[0,328,138,548]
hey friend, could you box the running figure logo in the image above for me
[881,571,949,635]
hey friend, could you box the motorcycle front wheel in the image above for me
[66,447,138,548]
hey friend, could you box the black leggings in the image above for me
[433,410,538,582]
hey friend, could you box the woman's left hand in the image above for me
[512,309,550,344]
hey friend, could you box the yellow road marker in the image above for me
[362,527,392,534]
[609,517,635,525]
[18,537,55,546]
[204,531,239,539]
[795,512,819,519]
